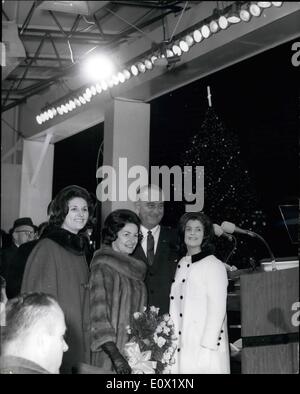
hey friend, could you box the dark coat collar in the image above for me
[191,250,212,263]
[0,355,50,374]
[91,245,147,281]
[41,227,86,256]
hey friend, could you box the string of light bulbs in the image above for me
[36,1,283,125]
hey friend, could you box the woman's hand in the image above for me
[101,341,132,374]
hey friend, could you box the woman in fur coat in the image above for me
[169,212,230,374]
[21,185,94,374]
[90,209,147,374]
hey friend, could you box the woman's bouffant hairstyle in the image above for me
[102,209,141,246]
[178,211,215,256]
[49,185,95,229]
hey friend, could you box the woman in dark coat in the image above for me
[21,185,94,374]
[90,209,147,374]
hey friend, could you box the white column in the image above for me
[19,139,54,226]
[98,98,150,223]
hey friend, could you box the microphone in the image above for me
[221,221,277,271]
[221,221,256,237]
[213,224,233,241]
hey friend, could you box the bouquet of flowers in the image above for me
[124,306,177,374]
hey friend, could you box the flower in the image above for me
[150,306,160,314]
[156,336,166,348]
[163,326,170,335]
[126,325,132,334]
[155,326,163,334]
[124,306,177,374]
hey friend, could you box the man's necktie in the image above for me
[147,230,155,266]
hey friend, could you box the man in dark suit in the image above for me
[0,218,36,281]
[133,185,178,314]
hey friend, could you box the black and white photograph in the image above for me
[1,1,299,377]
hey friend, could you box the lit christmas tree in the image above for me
[181,106,267,267]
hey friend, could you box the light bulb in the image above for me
[144,59,153,70]
[240,9,251,22]
[69,100,76,110]
[166,49,174,58]
[257,2,271,7]
[85,88,92,99]
[150,55,158,64]
[123,69,131,79]
[250,3,262,16]
[193,29,202,43]
[96,83,102,93]
[83,92,91,102]
[117,72,125,83]
[218,15,229,29]
[172,44,182,56]
[137,62,146,73]
[227,13,241,24]
[185,35,194,46]
[90,86,97,96]
[57,106,64,115]
[83,55,114,81]
[36,115,42,124]
[112,75,119,85]
[74,98,81,107]
[209,20,219,33]
[131,64,139,76]
[101,81,108,91]
[201,24,211,38]
[79,96,86,105]
[179,40,189,52]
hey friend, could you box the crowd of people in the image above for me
[0,184,232,374]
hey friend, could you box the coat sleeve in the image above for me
[90,262,117,351]
[21,240,59,299]
[200,259,228,350]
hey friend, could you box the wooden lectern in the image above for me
[240,267,299,374]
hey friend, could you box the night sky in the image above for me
[53,39,298,260]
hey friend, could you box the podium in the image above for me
[240,267,299,374]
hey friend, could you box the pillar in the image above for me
[19,139,54,226]
[98,98,150,223]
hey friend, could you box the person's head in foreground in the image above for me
[1,292,68,374]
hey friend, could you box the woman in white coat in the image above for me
[169,212,230,374]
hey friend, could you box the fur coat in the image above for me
[89,246,147,371]
[21,227,90,374]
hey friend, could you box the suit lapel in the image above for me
[151,227,169,271]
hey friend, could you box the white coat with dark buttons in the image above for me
[169,253,230,374]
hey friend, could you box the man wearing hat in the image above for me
[0,218,36,281]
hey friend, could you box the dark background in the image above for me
[53,39,299,259]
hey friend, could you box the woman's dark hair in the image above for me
[178,211,215,256]
[49,185,95,229]
[102,209,141,246]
